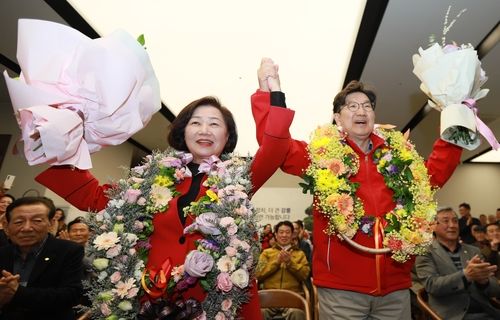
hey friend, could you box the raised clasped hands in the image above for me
[464,255,497,285]
[0,270,20,306]
[257,57,281,92]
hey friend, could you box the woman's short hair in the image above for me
[332,80,377,114]
[167,96,238,154]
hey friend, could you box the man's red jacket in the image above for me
[252,89,462,295]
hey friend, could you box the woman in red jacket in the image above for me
[252,58,463,319]
[36,96,295,319]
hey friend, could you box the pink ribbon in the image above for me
[463,99,500,150]
[198,155,220,173]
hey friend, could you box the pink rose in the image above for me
[225,246,237,257]
[100,303,111,316]
[239,241,250,252]
[124,189,142,203]
[127,287,139,298]
[133,220,144,231]
[184,251,214,277]
[221,299,232,311]
[106,244,122,258]
[194,311,207,320]
[220,217,237,236]
[216,272,233,292]
[137,197,147,206]
[110,271,121,284]
[215,312,226,320]
[234,205,249,216]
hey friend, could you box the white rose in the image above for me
[93,258,109,270]
[230,268,249,289]
[118,300,133,311]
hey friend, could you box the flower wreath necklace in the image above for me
[85,150,259,320]
[301,124,437,263]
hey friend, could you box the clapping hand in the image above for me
[278,249,291,266]
[464,255,497,285]
[0,270,20,306]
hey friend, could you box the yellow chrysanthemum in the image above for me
[206,189,219,203]
[154,175,173,187]
[315,169,341,191]
[399,149,413,161]
[311,136,331,151]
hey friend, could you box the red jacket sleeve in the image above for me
[250,103,295,193]
[425,138,463,188]
[251,89,309,178]
[35,166,110,212]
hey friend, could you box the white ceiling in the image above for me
[1,0,499,164]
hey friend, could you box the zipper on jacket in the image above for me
[327,236,331,271]
[374,217,383,295]
[280,264,284,289]
[363,153,383,295]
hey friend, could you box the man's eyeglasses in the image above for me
[342,101,374,112]
[436,218,459,225]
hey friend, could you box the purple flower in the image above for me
[177,279,190,291]
[124,188,142,203]
[178,152,193,165]
[136,240,152,250]
[186,212,221,235]
[184,251,214,278]
[386,164,399,175]
[185,275,197,285]
[359,216,375,235]
[160,156,182,168]
[198,239,220,251]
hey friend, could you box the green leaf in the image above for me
[199,279,211,291]
[137,34,145,46]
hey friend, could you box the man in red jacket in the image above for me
[252,58,463,319]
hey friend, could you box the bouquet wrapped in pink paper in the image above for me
[412,8,498,151]
[3,19,161,169]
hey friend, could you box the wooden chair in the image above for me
[416,288,442,320]
[259,289,311,320]
[311,281,319,320]
[302,282,311,308]
[76,310,91,320]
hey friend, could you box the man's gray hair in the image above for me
[434,206,457,220]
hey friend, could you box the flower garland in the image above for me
[302,124,437,263]
[85,150,259,319]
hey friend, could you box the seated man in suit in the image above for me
[0,197,84,319]
[415,207,500,320]
[257,220,310,320]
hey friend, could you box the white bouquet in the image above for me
[412,8,499,150]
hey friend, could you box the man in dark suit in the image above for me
[0,197,84,319]
[415,207,500,320]
[458,202,481,244]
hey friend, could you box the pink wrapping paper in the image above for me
[4,19,161,169]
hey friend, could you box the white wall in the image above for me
[435,163,500,217]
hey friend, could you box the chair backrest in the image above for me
[259,289,311,320]
[416,288,443,320]
[311,281,319,320]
